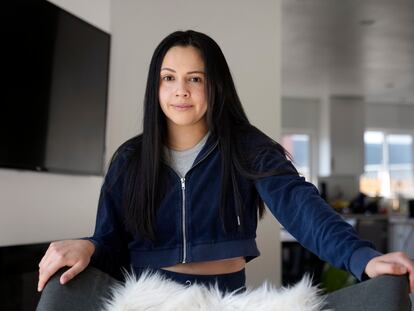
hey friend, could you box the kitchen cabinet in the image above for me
[329,96,365,176]
[388,217,414,258]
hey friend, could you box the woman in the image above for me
[37,30,414,309]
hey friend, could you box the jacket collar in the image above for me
[192,133,219,167]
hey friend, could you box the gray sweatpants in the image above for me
[37,266,411,311]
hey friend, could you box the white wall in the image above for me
[0,170,102,246]
[110,0,283,288]
[0,0,111,247]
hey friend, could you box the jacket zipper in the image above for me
[181,177,187,263]
[163,141,219,264]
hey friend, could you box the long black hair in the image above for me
[119,30,294,241]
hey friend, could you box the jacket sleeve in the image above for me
[81,149,131,278]
[253,149,382,281]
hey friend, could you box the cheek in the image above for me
[194,87,207,105]
[158,86,170,106]
[201,94,208,113]
[197,97,208,118]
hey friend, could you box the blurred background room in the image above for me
[280,0,414,305]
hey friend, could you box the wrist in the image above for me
[83,240,96,258]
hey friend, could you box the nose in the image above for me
[175,81,189,98]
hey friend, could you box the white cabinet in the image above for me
[329,96,365,176]
[388,217,414,259]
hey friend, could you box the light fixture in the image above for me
[359,19,376,26]
[386,82,395,89]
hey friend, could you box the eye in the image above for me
[161,75,174,81]
[189,76,202,83]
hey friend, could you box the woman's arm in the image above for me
[254,154,414,291]
[254,171,380,280]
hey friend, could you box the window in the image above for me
[360,131,414,197]
[281,134,311,181]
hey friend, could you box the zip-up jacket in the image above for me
[86,128,381,281]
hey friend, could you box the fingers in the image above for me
[37,244,55,292]
[387,252,414,270]
[365,252,414,293]
[409,271,414,293]
[390,252,414,292]
[38,252,48,269]
[371,260,407,277]
[38,260,66,292]
[376,261,414,293]
[38,241,68,292]
[37,240,92,292]
[60,262,86,285]
[38,242,55,269]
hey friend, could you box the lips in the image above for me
[171,104,193,110]
[172,104,193,108]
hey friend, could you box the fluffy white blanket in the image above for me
[103,271,328,311]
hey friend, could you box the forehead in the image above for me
[161,46,205,69]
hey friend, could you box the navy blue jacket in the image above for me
[86,129,381,281]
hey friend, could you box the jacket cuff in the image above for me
[349,246,383,281]
[78,237,101,258]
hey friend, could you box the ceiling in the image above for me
[281,0,414,104]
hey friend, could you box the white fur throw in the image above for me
[103,270,328,311]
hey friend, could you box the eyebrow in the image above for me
[160,67,205,75]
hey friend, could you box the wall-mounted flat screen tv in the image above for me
[0,0,110,175]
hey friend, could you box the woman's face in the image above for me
[159,46,208,130]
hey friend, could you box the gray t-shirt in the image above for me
[164,132,210,178]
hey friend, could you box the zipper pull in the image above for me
[181,177,185,189]
[237,215,241,226]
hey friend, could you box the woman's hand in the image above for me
[37,239,95,292]
[365,251,414,292]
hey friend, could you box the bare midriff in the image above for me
[161,256,246,275]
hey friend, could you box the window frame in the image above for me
[363,128,414,198]
[281,128,318,185]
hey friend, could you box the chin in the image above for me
[174,121,198,127]
[168,117,197,127]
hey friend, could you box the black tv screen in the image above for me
[0,0,110,175]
